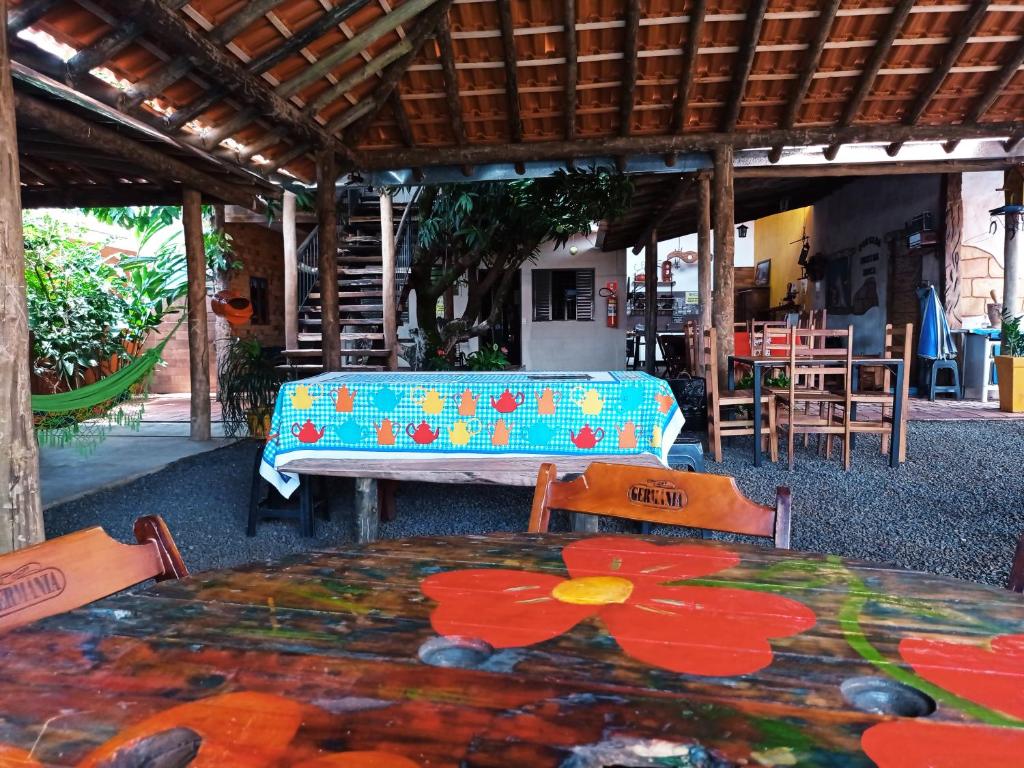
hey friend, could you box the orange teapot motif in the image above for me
[375,418,396,446]
[489,419,512,447]
[655,392,675,414]
[288,383,321,410]
[330,385,356,413]
[291,419,325,444]
[535,387,561,415]
[457,389,480,417]
[570,424,605,450]
[412,387,447,415]
[616,421,639,450]
[491,388,524,413]
[406,420,440,445]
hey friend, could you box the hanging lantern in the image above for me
[737,223,749,238]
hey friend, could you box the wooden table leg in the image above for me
[572,513,600,533]
[354,478,380,543]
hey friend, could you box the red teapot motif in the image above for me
[491,388,525,413]
[291,420,325,444]
[406,420,440,445]
[569,424,605,450]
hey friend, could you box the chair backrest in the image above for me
[702,329,720,406]
[750,320,789,355]
[883,323,913,392]
[529,462,792,548]
[784,326,853,395]
[0,515,187,633]
[1010,533,1024,593]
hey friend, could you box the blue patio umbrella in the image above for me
[917,285,956,360]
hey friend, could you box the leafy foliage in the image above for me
[466,343,510,371]
[1001,311,1024,357]
[217,338,284,438]
[407,167,633,354]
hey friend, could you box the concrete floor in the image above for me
[40,396,231,509]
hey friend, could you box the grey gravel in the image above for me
[44,420,1024,587]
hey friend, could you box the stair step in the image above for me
[302,318,383,327]
[337,254,382,263]
[338,266,384,275]
[338,290,384,298]
[337,304,385,312]
[284,348,392,358]
[299,332,385,341]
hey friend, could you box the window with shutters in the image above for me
[532,269,595,321]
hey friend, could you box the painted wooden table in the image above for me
[2,534,1023,767]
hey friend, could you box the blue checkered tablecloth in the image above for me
[260,371,684,497]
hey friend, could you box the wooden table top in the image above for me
[2,534,1023,767]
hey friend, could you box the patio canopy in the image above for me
[7,0,1024,189]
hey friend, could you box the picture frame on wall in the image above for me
[754,259,771,287]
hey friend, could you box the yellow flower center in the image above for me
[551,576,634,605]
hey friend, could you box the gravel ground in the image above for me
[44,419,1024,587]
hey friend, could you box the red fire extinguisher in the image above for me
[600,281,618,328]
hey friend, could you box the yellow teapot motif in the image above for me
[448,418,482,447]
[288,384,320,411]
[412,387,447,415]
[650,424,663,449]
[571,386,605,416]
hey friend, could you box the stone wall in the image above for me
[957,243,1020,321]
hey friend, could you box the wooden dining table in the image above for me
[727,353,907,467]
[2,533,1022,767]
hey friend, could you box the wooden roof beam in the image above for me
[721,0,768,132]
[210,0,289,44]
[618,0,640,138]
[964,36,1024,124]
[886,2,990,158]
[669,0,706,134]
[246,0,371,75]
[437,15,466,146]
[164,89,224,131]
[7,0,61,35]
[119,59,192,111]
[132,0,357,163]
[352,121,1023,169]
[631,175,690,254]
[823,0,915,161]
[305,36,414,117]
[1006,133,1024,154]
[275,0,437,100]
[768,0,841,163]
[389,91,414,146]
[14,92,261,207]
[66,21,145,81]
[563,0,577,140]
[497,0,522,143]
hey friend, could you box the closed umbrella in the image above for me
[917,285,956,360]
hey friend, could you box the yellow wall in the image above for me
[753,207,814,307]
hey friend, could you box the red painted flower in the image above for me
[420,536,816,676]
[861,633,1024,767]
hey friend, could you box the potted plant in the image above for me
[995,312,1024,412]
[218,337,284,438]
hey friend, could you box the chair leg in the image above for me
[787,413,795,471]
[711,414,722,462]
[767,400,778,463]
[247,443,265,538]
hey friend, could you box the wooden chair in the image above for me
[1009,533,1024,593]
[750,320,789,356]
[529,462,792,548]
[657,333,687,378]
[704,330,778,463]
[774,326,854,470]
[0,515,187,633]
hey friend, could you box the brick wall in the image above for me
[146,222,286,394]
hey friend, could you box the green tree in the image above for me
[405,168,632,355]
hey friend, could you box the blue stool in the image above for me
[927,359,961,401]
[640,438,705,534]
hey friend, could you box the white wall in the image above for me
[625,221,755,289]
[520,233,627,371]
[962,171,1005,266]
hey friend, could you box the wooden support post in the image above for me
[942,173,963,329]
[282,190,298,350]
[317,150,341,371]
[697,171,712,333]
[644,228,658,375]
[182,188,211,442]
[354,477,380,543]
[712,146,735,383]
[380,190,399,371]
[0,4,44,553]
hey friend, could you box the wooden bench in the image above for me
[278,453,667,542]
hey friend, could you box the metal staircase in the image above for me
[282,188,412,374]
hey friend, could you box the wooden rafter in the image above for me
[1006,133,1024,153]
[632,175,690,254]
[201,109,256,149]
[238,128,285,161]
[66,21,143,81]
[164,89,223,130]
[209,0,287,44]
[119,59,191,111]
[389,90,414,146]
[618,0,640,137]
[246,0,371,75]
[305,36,414,117]
[669,0,705,134]
[275,0,436,100]
[131,0,356,163]
[496,0,522,142]
[720,0,768,132]
[352,120,1024,170]
[823,0,915,161]
[7,0,61,34]
[886,2,990,157]
[563,0,577,140]
[965,36,1024,124]
[436,14,466,145]
[768,0,841,163]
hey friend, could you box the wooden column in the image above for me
[0,3,44,553]
[282,190,298,350]
[712,145,735,382]
[941,173,963,329]
[379,190,398,371]
[697,171,712,333]
[316,149,340,371]
[644,228,658,375]
[182,188,211,442]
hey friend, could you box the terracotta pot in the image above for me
[211,290,253,327]
[995,355,1024,413]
